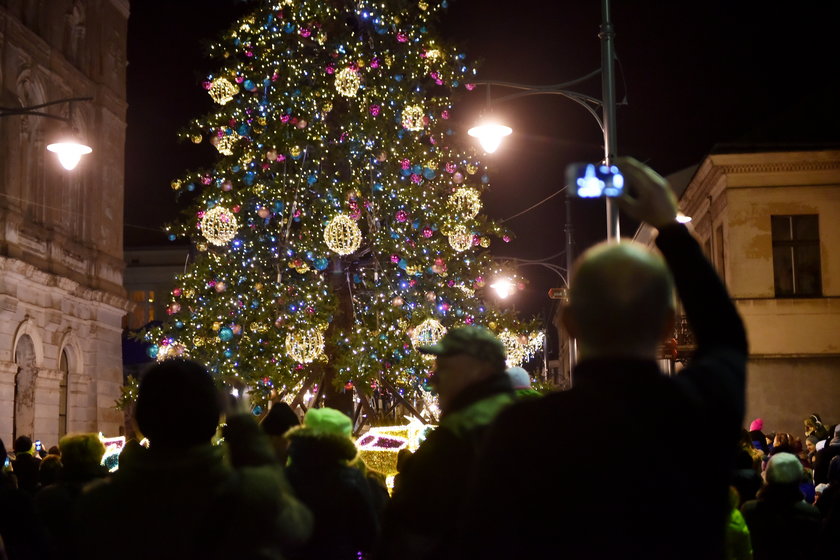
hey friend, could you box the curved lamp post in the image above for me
[0,96,93,170]
[468,0,619,242]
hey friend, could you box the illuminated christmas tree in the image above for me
[146,0,543,418]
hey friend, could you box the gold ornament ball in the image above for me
[425,291,436,302]
[170,180,182,191]
[290,146,302,158]
[447,188,482,219]
[200,206,239,246]
[212,322,222,332]
[322,101,333,113]
[215,281,226,293]
[254,283,263,291]
[257,207,271,219]
[391,296,405,307]
[466,163,478,175]
[480,237,491,248]
[208,77,238,105]
[409,318,447,349]
[402,105,426,131]
[285,328,325,363]
[296,119,307,129]
[191,135,202,144]
[265,149,277,161]
[215,134,239,156]
[324,214,363,255]
[335,67,362,97]
[448,225,472,252]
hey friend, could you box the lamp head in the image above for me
[47,132,92,170]
[468,122,512,154]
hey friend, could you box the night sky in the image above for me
[125,0,840,321]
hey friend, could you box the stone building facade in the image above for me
[635,149,840,435]
[0,0,131,446]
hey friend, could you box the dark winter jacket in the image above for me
[11,452,41,495]
[741,484,821,560]
[284,427,380,560]
[380,373,515,560]
[814,443,840,485]
[34,463,108,560]
[458,223,748,560]
[0,471,47,560]
[73,415,312,560]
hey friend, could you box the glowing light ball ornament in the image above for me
[409,318,447,350]
[214,133,240,156]
[448,188,482,219]
[208,77,239,105]
[401,105,426,131]
[335,67,361,97]
[324,214,363,255]
[447,225,472,252]
[285,327,325,363]
[200,206,239,246]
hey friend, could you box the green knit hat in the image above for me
[303,407,353,437]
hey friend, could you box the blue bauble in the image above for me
[423,168,436,179]
[314,257,329,271]
[412,165,422,175]
[243,79,255,91]
[147,345,159,358]
[252,405,263,416]
[395,74,403,82]
[224,349,234,358]
[218,327,234,342]
[374,182,384,191]
[175,320,184,328]
[307,174,317,184]
[398,259,408,269]
[168,234,177,241]
[273,201,285,212]
[244,172,256,185]
[481,175,490,184]
[284,23,295,33]
[237,124,249,136]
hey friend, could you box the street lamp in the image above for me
[0,96,93,170]
[467,0,619,242]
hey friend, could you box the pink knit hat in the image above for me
[749,418,764,432]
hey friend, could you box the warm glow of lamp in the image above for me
[490,278,516,299]
[468,122,512,153]
[47,140,92,170]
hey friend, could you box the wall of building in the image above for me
[0,1,131,445]
[667,150,840,433]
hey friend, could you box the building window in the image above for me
[59,350,69,438]
[771,215,822,297]
[126,290,156,329]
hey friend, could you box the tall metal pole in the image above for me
[600,0,620,242]
[565,197,577,384]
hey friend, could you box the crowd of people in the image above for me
[0,158,836,559]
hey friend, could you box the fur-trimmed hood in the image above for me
[286,425,358,468]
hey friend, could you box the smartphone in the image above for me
[566,162,624,198]
[34,440,42,452]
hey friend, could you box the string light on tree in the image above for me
[200,206,239,246]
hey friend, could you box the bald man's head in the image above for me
[564,241,675,359]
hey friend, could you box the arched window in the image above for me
[14,335,38,440]
[59,349,70,438]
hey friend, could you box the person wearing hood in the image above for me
[284,407,379,560]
